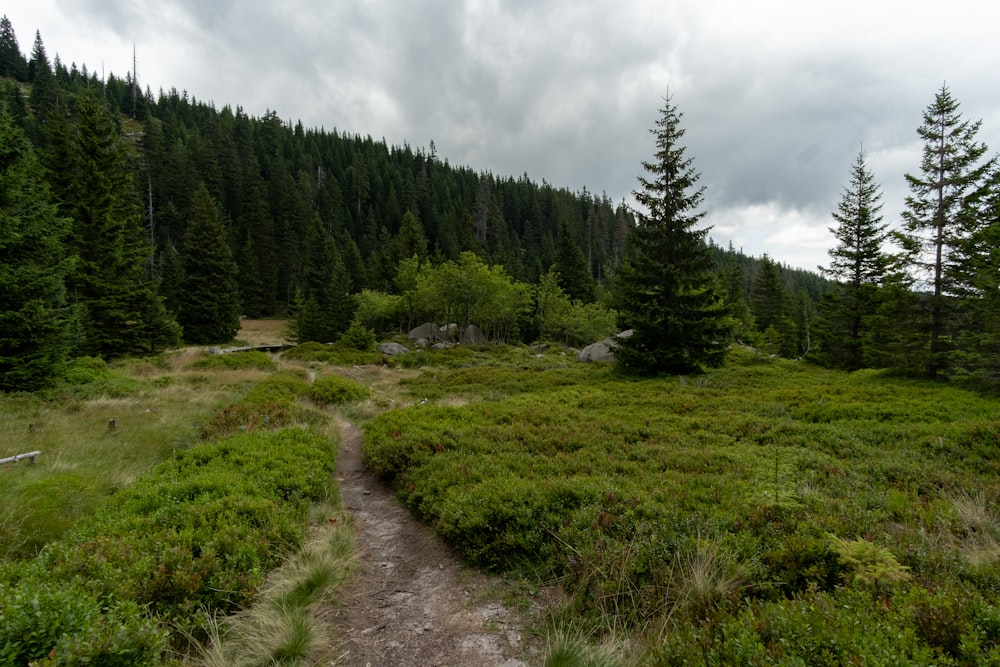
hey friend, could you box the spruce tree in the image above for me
[749,255,798,356]
[0,16,27,80]
[553,217,595,303]
[177,184,241,343]
[900,85,995,378]
[292,215,353,343]
[44,92,178,356]
[613,95,731,374]
[817,150,891,369]
[0,111,75,390]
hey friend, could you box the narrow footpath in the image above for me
[320,417,533,666]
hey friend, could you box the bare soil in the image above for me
[320,417,539,666]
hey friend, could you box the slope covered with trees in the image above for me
[2,18,999,390]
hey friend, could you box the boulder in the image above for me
[408,322,439,343]
[431,341,455,350]
[377,342,410,356]
[461,324,489,345]
[576,341,615,363]
[576,330,634,363]
[439,323,460,340]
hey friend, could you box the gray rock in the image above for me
[461,324,489,345]
[408,322,439,342]
[377,342,410,356]
[576,341,615,363]
[431,341,455,350]
[576,330,634,363]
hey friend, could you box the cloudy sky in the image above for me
[7,1,1000,271]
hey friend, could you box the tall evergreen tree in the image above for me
[553,217,594,303]
[817,150,891,369]
[900,85,996,378]
[44,92,178,356]
[177,184,241,343]
[750,255,795,356]
[292,215,353,343]
[613,95,731,374]
[0,111,75,390]
[0,16,27,80]
[27,31,58,123]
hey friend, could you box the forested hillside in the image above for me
[4,17,997,392]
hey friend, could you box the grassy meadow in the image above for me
[4,328,1000,665]
[365,346,1000,664]
[0,325,369,665]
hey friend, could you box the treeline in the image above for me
[0,19,834,388]
[23,19,1000,392]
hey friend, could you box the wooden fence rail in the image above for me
[0,451,41,465]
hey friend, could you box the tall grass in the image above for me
[0,353,275,559]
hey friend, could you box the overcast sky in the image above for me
[7,1,1000,271]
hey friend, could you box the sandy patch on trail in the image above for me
[320,417,536,666]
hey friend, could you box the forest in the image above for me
[1,16,997,392]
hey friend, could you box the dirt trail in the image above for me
[321,417,534,666]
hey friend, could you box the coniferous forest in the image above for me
[2,17,999,392]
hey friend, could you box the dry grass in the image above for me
[235,319,293,347]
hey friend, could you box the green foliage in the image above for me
[340,320,376,351]
[200,372,312,439]
[190,350,276,371]
[44,91,178,357]
[364,355,1000,656]
[280,341,382,366]
[1,426,336,661]
[816,150,891,371]
[900,85,996,379]
[828,534,911,590]
[0,577,167,667]
[177,183,242,344]
[614,95,732,374]
[307,374,370,405]
[0,110,75,391]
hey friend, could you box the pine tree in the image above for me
[0,16,27,80]
[292,215,353,343]
[750,255,795,356]
[900,85,996,378]
[44,92,178,356]
[613,95,731,374]
[0,111,75,390]
[553,217,594,303]
[177,184,241,343]
[817,150,891,369]
[27,31,58,122]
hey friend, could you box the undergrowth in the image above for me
[364,348,1000,663]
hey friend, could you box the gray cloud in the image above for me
[10,0,1000,270]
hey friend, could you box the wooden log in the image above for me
[0,451,41,465]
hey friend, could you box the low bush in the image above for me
[0,427,338,661]
[363,354,1000,658]
[281,341,381,366]
[308,374,370,406]
[190,351,276,371]
[201,372,313,439]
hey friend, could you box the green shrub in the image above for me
[0,575,167,667]
[201,373,313,439]
[190,350,276,371]
[281,341,381,365]
[308,374,370,406]
[2,427,338,655]
[340,321,376,351]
